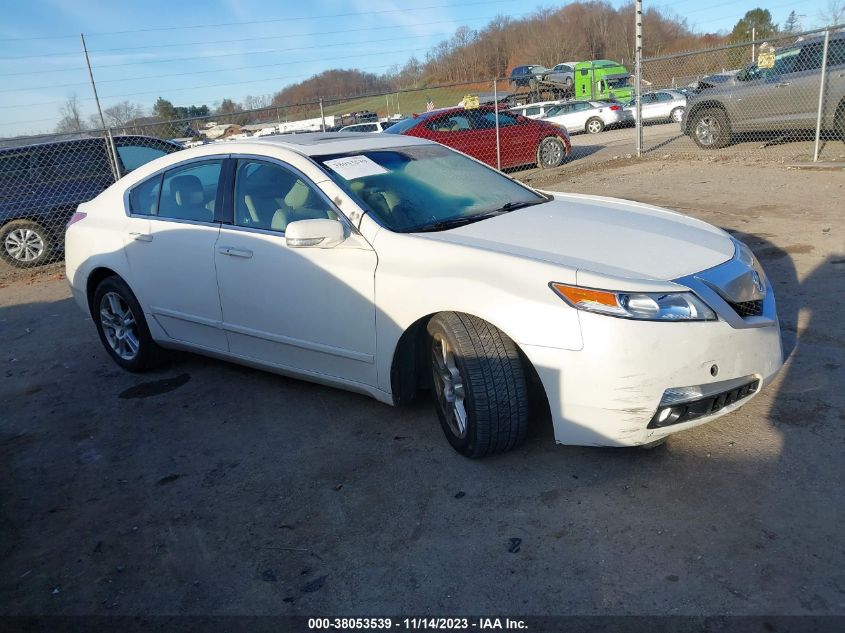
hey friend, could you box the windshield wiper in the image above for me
[409,199,547,233]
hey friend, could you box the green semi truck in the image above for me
[573,60,633,102]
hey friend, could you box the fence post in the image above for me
[752,27,756,63]
[813,29,831,163]
[319,98,326,132]
[81,32,119,182]
[493,78,501,171]
[635,0,643,157]
[105,127,121,180]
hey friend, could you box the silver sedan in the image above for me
[624,90,687,123]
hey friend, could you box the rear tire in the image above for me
[536,136,565,169]
[670,107,685,123]
[92,276,164,372]
[586,117,605,134]
[427,313,529,458]
[690,107,731,149]
[0,220,53,268]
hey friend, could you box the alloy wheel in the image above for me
[4,228,44,263]
[695,116,718,146]
[587,119,603,134]
[100,291,140,361]
[431,334,468,439]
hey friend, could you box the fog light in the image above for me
[653,406,684,428]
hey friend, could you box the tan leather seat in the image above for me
[169,175,211,221]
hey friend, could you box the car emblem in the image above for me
[751,270,764,294]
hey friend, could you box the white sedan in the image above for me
[542,100,632,134]
[66,134,782,457]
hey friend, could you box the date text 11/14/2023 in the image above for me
[307,617,528,630]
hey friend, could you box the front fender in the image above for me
[373,231,584,393]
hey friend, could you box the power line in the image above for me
[0,45,434,95]
[0,17,484,61]
[0,0,509,43]
[0,30,453,77]
[0,61,414,109]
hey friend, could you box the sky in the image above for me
[0,0,835,136]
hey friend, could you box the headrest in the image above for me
[172,175,204,206]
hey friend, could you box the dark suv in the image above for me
[509,65,549,88]
[0,135,180,267]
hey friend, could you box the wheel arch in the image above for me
[388,310,550,418]
[86,266,122,317]
[685,99,728,130]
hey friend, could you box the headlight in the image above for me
[733,238,768,289]
[550,282,717,321]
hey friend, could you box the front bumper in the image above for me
[522,312,783,447]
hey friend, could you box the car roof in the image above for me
[188,132,433,158]
[511,100,561,108]
[0,134,176,154]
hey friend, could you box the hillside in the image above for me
[267,1,726,106]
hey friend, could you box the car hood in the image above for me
[416,193,734,283]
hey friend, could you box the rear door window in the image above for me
[157,160,223,222]
[427,114,473,132]
[827,39,845,66]
[37,142,110,182]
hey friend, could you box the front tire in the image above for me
[92,276,164,372]
[427,313,529,458]
[536,136,565,169]
[0,220,53,268]
[690,107,731,149]
[586,117,605,134]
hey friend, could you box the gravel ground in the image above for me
[0,158,843,616]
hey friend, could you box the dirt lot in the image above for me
[1,158,843,616]
[561,120,845,169]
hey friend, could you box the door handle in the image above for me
[776,82,791,87]
[128,232,153,242]
[218,246,253,259]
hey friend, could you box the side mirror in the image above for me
[285,218,345,249]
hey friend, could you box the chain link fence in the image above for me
[2,25,844,270]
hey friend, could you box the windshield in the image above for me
[383,114,431,134]
[316,144,548,232]
[605,76,631,89]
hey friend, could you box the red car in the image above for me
[383,105,571,170]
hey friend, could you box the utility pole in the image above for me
[752,27,756,63]
[81,33,119,181]
[635,0,643,157]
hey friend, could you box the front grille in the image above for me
[728,299,763,318]
[648,379,760,429]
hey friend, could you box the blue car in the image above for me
[0,135,181,267]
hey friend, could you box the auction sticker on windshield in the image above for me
[323,155,388,180]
